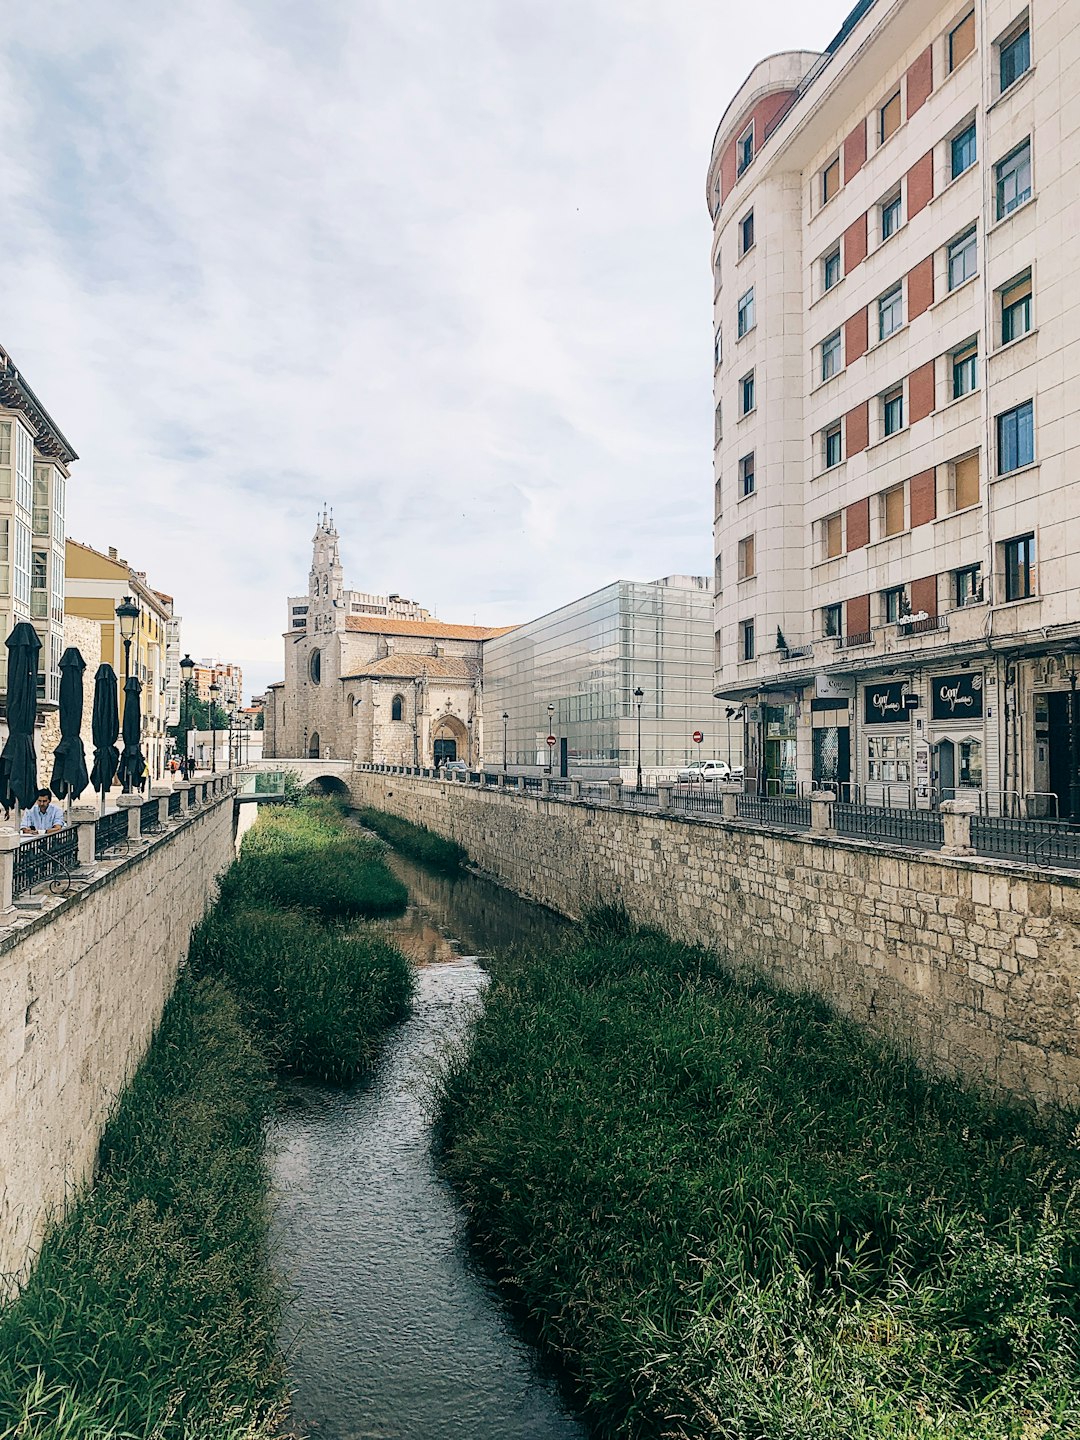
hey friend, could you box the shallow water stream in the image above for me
[268,850,588,1440]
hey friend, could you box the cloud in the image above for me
[1,0,854,698]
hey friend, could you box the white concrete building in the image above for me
[709,0,1080,816]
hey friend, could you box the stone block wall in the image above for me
[351,772,1080,1110]
[0,793,235,1292]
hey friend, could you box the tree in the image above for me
[167,695,231,752]
[254,710,265,730]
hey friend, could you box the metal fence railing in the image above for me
[834,803,944,849]
[971,815,1080,870]
[625,787,660,809]
[95,809,130,857]
[13,829,79,898]
[140,799,164,834]
[736,794,811,829]
[672,787,725,816]
[168,791,182,817]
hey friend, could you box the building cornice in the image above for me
[0,346,78,466]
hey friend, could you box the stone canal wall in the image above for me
[351,771,1080,1110]
[0,791,236,1293]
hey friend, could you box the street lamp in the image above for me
[634,687,644,792]
[226,700,236,769]
[180,653,194,777]
[502,712,509,773]
[115,595,140,792]
[546,702,554,775]
[209,681,220,774]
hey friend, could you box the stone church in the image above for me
[262,516,514,767]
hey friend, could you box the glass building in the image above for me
[484,576,740,775]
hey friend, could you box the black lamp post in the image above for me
[226,700,236,769]
[502,712,509,773]
[179,653,194,776]
[209,681,220,773]
[115,595,140,792]
[1067,663,1079,823]
[546,702,554,775]
[634,686,644,792]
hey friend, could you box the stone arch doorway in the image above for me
[431,713,468,767]
[308,731,321,758]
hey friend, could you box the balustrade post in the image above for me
[175,778,192,815]
[150,783,171,829]
[0,830,19,911]
[70,805,99,867]
[810,791,835,834]
[517,777,527,794]
[719,784,739,821]
[656,781,673,813]
[540,777,551,797]
[939,800,974,856]
[607,778,623,807]
[570,778,582,800]
[117,793,144,842]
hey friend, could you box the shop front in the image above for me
[927,670,986,805]
[861,680,915,805]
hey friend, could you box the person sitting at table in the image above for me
[21,788,65,835]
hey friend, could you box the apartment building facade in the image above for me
[709,0,1080,814]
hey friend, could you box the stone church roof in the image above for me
[342,654,478,682]
[344,615,516,641]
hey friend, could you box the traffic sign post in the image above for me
[692,730,704,745]
[546,735,556,747]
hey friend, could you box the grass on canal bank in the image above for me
[355,805,467,874]
[437,911,1080,1440]
[0,975,286,1440]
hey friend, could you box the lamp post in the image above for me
[502,712,509,773]
[115,595,140,792]
[634,686,644,792]
[725,706,736,769]
[180,653,194,777]
[226,701,236,769]
[209,681,220,774]
[546,702,554,775]
[1067,662,1079,823]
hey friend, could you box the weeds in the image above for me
[354,806,467,874]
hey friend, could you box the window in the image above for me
[740,210,755,254]
[883,483,905,535]
[737,287,755,337]
[995,139,1031,218]
[997,400,1034,473]
[947,226,977,289]
[739,452,755,497]
[32,466,49,537]
[391,694,404,721]
[952,342,978,399]
[714,478,723,516]
[954,453,980,509]
[737,534,756,579]
[868,734,911,782]
[999,18,1030,92]
[879,285,903,340]
[714,402,723,445]
[824,513,843,559]
[823,248,842,291]
[949,11,976,70]
[714,553,722,589]
[883,585,908,623]
[951,120,977,178]
[883,387,904,437]
[1004,533,1035,600]
[740,371,755,415]
[0,420,10,503]
[30,550,47,619]
[309,649,322,684]
[740,619,755,661]
[959,738,983,788]
[0,518,8,595]
[713,326,722,367]
[713,248,722,285]
[880,89,902,143]
[1001,271,1032,343]
[822,155,840,204]
[823,603,843,638]
[880,192,902,240]
[824,423,843,469]
[737,124,754,175]
[821,330,841,382]
[954,564,982,606]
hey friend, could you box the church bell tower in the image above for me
[309,506,345,633]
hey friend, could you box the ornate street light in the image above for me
[209,681,220,774]
[546,702,554,775]
[179,653,194,776]
[115,595,140,793]
[502,711,509,773]
[634,686,644,792]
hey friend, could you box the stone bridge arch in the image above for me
[305,774,352,802]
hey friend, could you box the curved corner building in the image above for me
[707,0,1080,816]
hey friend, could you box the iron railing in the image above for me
[736,794,811,828]
[140,799,164,834]
[168,791,182,817]
[971,816,1080,870]
[95,809,130,857]
[834,803,943,848]
[897,614,949,637]
[625,787,659,809]
[13,829,79,898]
[673,787,725,816]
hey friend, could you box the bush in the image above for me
[437,922,1080,1439]
[355,806,467,873]
[189,906,413,1083]
[0,976,287,1439]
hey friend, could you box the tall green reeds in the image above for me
[354,806,467,874]
[437,915,1080,1439]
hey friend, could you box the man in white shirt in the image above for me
[21,788,65,836]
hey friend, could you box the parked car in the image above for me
[442,759,469,774]
[676,759,739,783]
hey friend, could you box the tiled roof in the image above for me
[344,615,516,640]
[342,654,477,681]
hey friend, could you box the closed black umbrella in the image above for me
[116,675,146,793]
[0,622,40,810]
[90,663,120,803]
[50,647,90,801]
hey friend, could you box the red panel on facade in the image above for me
[843,212,868,271]
[845,307,868,364]
[905,46,933,117]
[845,497,870,550]
[845,401,869,456]
[908,360,936,423]
[910,574,938,618]
[909,468,937,526]
[846,593,870,636]
[907,255,934,319]
[906,151,934,218]
[843,119,867,180]
[718,90,797,205]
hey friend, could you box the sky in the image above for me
[0,0,854,701]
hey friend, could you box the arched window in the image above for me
[391,694,404,722]
[309,649,321,684]
[308,731,320,758]
[347,693,356,717]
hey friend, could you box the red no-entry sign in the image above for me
[692,730,704,744]
[546,734,556,747]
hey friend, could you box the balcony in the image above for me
[896,613,949,637]
[780,644,814,662]
[835,631,873,651]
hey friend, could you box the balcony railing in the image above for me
[780,644,814,662]
[835,631,873,651]
[13,829,78,898]
[897,614,950,637]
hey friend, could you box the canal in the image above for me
[269,846,589,1440]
